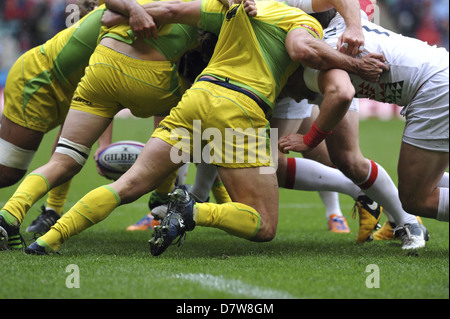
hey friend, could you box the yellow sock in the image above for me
[211,181,232,204]
[45,179,72,215]
[2,174,50,224]
[38,185,120,251]
[156,169,177,194]
[195,202,260,239]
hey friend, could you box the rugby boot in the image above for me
[26,206,60,234]
[149,186,195,256]
[374,216,429,241]
[25,241,49,255]
[126,213,160,231]
[394,223,426,250]
[352,195,382,243]
[328,214,351,233]
[373,220,397,240]
[0,215,24,250]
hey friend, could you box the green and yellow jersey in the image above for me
[99,0,200,63]
[41,5,106,93]
[199,0,323,109]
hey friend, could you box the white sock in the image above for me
[439,172,449,188]
[190,162,218,202]
[318,191,343,219]
[437,187,449,222]
[176,163,189,186]
[359,160,417,226]
[286,157,362,200]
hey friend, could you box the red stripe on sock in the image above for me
[285,157,296,189]
[359,160,378,190]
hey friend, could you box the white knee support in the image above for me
[0,138,35,170]
[55,137,91,166]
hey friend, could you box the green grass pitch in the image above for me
[0,117,448,301]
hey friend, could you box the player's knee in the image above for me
[0,166,26,187]
[331,151,370,183]
[330,152,358,176]
[0,138,35,186]
[253,214,277,242]
[54,137,91,168]
[254,224,277,242]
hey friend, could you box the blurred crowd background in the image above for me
[0,0,449,118]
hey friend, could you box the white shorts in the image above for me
[272,97,359,120]
[272,97,313,119]
[402,68,449,152]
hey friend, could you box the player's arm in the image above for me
[278,68,354,153]
[286,28,388,82]
[104,0,158,39]
[139,0,256,26]
[102,0,202,30]
[282,0,363,56]
[313,0,363,55]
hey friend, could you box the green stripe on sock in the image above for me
[0,210,19,226]
[103,185,121,205]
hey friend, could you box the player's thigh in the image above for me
[111,137,185,203]
[0,115,44,151]
[0,116,45,186]
[59,109,112,148]
[398,141,449,213]
[217,166,279,231]
[270,118,303,137]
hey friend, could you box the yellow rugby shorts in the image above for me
[152,80,273,168]
[3,47,73,133]
[70,45,184,119]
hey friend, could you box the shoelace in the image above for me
[394,225,411,240]
[351,202,360,220]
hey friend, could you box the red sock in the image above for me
[285,157,296,189]
[358,160,378,190]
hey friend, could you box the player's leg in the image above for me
[398,142,449,221]
[30,137,183,253]
[325,110,423,247]
[274,116,358,232]
[26,127,70,233]
[206,165,279,242]
[0,109,112,228]
[211,174,232,204]
[150,165,280,256]
[0,116,44,187]
[396,68,449,221]
[298,106,350,232]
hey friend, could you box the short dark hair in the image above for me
[310,9,337,29]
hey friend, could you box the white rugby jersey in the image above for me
[306,12,449,107]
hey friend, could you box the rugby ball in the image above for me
[97,140,145,180]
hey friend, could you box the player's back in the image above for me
[200,0,323,109]
[325,12,449,106]
[41,6,105,91]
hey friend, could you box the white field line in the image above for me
[173,273,294,299]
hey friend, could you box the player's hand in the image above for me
[94,146,108,178]
[278,134,313,154]
[129,5,158,40]
[337,27,365,56]
[357,52,390,82]
[242,0,257,17]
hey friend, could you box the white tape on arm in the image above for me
[0,138,35,170]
